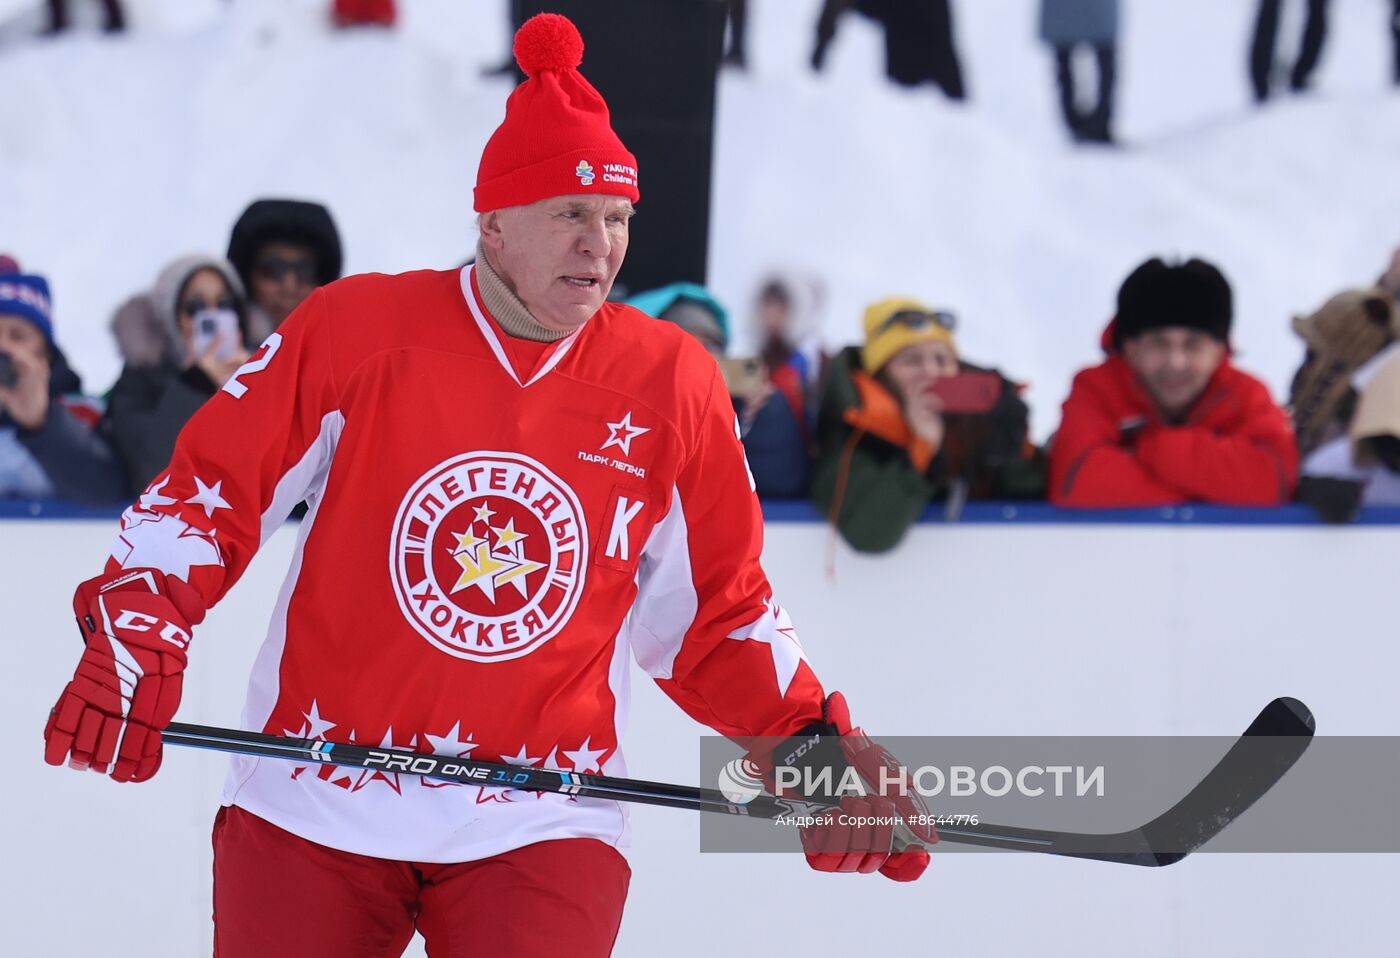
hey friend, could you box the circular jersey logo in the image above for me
[389,452,588,662]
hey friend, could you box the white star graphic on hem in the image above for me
[301,700,336,739]
[423,721,478,758]
[725,600,807,697]
[138,477,177,511]
[601,411,651,458]
[562,737,608,773]
[355,728,405,793]
[185,476,231,518]
[503,744,542,767]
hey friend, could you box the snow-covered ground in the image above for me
[3,0,1399,438]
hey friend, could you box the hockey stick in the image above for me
[162,696,1313,867]
[930,696,1315,865]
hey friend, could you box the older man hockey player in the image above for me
[43,14,932,957]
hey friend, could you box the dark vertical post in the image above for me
[519,0,726,297]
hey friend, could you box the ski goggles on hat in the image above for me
[875,308,958,337]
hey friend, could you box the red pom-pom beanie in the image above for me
[474,13,640,212]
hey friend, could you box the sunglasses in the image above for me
[180,297,238,316]
[876,308,957,336]
[254,255,318,284]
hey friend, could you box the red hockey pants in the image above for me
[212,805,630,957]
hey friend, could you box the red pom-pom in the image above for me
[513,13,584,77]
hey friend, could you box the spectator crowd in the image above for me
[1,198,342,507]
[485,0,1399,149]
[5,2,1399,552]
[719,0,1400,147]
[4,198,1399,551]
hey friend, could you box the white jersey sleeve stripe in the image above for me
[225,484,329,802]
[225,411,345,799]
[259,410,346,547]
[624,485,696,681]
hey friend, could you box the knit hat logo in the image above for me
[575,161,596,186]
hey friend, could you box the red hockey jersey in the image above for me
[104,266,826,862]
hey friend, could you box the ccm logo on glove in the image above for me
[110,609,191,651]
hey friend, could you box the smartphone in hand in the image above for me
[0,352,16,388]
[925,371,1002,414]
[719,356,767,402]
[190,308,242,363]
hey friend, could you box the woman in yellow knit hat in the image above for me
[811,297,1046,552]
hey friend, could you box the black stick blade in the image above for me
[1243,696,1315,737]
[1128,696,1316,866]
[934,698,1317,866]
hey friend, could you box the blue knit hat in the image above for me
[0,274,54,344]
[625,282,730,348]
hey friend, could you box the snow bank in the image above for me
[2,0,1398,438]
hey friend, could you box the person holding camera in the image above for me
[104,255,251,491]
[628,282,812,498]
[0,272,127,503]
[813,297,1044,553]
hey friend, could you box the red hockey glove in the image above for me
[44,569,203,783]
[772,692,937,881]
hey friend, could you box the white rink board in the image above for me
[3,518,1397,957]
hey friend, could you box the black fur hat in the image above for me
[226,199,343,291]
[1114,257,1233,348]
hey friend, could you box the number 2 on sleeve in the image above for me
[223,333,284,399]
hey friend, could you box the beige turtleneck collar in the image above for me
[474,243,570,343]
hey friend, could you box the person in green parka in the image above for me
[812,297,1045,552]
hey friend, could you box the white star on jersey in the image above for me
[300,700,337,739]
[725,600,806,697]
[186,476,232,518]
[503,744,542,767]
[423,721,478,759]
[355,728,406,793]
[562,737,608,773]
[601,411,650,457]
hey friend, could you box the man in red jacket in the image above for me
[1050,257,1298,507]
